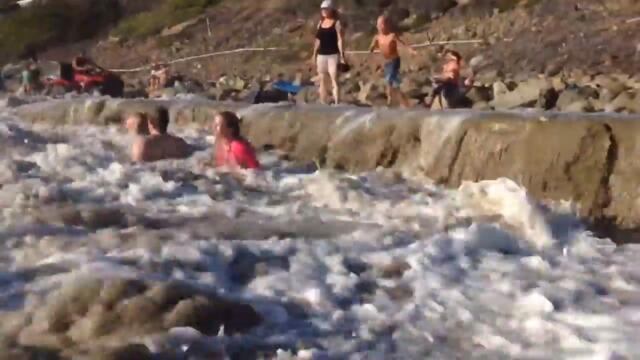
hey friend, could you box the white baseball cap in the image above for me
[320,0,334,9]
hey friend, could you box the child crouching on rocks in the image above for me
[369,14,417,108]
[424,49,474,109]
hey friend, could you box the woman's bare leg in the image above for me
[328,63,339,105]
[318,72,330,104]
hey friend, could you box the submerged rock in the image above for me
[13,278,262,354]
[92,344,153,360]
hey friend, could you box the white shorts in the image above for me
[317,54,339,75]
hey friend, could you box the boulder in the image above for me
[466,85,493,104]
[490,78,553,109]
[217,76,246,92]
[472,101,491,110]
[401,74,427,99]
[555,89,591,112]
[5,96,29,108]
[605,92,640,113]
[13,278,262,353]
[468,54,487,72]
[590,74,627,100]
[150,87,177,99]
[294,85,319,104]
[561,99,594,113]
[536,87,559,110]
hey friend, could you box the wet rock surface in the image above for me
[7,278,261,357]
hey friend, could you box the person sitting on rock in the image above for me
[19,61,40,96]
[131,107,192,163]
[369,14,417,108]
[72,53,97,75]
[209,111,260,170]
[424,49,474,109]
[149,63,169,93]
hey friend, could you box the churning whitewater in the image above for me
[0,102,639,359]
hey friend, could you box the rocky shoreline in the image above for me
[138,69,640,114]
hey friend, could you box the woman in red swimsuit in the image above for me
[213,111,260,169]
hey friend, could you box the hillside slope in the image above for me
[4,0,640,90]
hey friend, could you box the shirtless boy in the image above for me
[369,15,417,108]
[149,63,169,93]
[131,107,192,163]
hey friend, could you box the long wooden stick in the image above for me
[109,39,484,73]
[348,39,484,54]
[109,47,285,72]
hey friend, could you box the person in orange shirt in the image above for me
[424,49,474,109]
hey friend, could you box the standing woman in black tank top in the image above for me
[311,0,346,105]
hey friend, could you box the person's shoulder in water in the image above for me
[229,138,260,169]
[131,107,192,163]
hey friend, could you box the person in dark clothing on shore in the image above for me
[311,0,346,105]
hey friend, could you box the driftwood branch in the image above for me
[109,39,484,72]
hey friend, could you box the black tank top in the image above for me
[316,21,340,56]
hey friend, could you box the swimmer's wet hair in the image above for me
[149,107,170,134]
[218,111,242,140]
[129,112,150,135]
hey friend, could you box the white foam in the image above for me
[0,107,639,358]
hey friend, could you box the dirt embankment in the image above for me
[22,0,639,82]
[11,0,634,114]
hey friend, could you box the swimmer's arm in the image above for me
[395,34,417,55]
